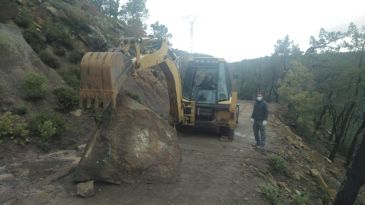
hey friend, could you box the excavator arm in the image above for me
[79,37,191,125]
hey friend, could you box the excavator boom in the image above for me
[79,38,188,125]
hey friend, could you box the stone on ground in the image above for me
[77,180,95,198]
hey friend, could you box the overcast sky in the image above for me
[145,0,365,62]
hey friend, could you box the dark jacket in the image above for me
[251,100,268,121]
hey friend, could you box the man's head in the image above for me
[256,93,263,101]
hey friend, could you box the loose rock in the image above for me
[77,180,95,198]
[70,109,82,117]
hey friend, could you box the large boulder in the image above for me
[73,94,181,184]
[122,69,169,119]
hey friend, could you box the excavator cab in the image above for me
[181,57,239,139]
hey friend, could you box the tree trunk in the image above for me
[358,43,364,69]
[329,133,342,160]
[344,44,364,166]
[334,176,364,205]
[345,113,365,166]
[273,87,279,103]
[334,113,365,205]
[328,106,338,141]
[329,103,356,161]
[312,106,328,138]
[268,74,276,102]
[340,110,356,145]
[314,106,327,130]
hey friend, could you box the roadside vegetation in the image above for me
[269,155,287,175]
[259,183,282,205]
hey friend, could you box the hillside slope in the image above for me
[0,0,170,150]
[0,23,64,109]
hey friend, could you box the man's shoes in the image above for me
[252,143,266,150]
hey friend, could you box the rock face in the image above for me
[73,95,181,184]
[0,23,63,106]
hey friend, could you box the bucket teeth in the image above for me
[79,52,131,109]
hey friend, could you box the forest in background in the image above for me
[231,23,365,164]
[231,24,365,203]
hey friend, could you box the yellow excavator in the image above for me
[79,37,239,140]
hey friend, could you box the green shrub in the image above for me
[0,1,18,23]
[0,112,29,139]
[68,50,83,64]
[53,87,79,111]
[14,11,32,28]
[259,183,282,205]
[11,105,28,116]
[30,113,65,138]
[292,190,309,205]
[22,72,48,100]
[45,24,67,42]
[269,155,287,174]
[64,7,91,33]
[126,91,141,103]
[52,45,66,56]
[45,23,73,49]
[39,51,60,69]
[23,29,46,53]
[319,187,331,205]
[61,69,80,89]
[38,120,57,141]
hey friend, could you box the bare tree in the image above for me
[333,112,365,205]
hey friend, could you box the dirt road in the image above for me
[3,101,280,205]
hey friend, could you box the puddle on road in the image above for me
[236,131,255,140]
[235,132,244,137]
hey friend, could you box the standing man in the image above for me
[251,92,268,148]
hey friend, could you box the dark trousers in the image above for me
[253,120,266,146]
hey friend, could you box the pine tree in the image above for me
[150,21,172,39]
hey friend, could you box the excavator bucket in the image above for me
[79,52,132,109]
